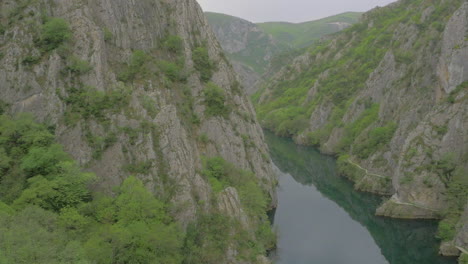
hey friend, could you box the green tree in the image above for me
[192,47,214,82]
[203,82,229,117]
[41,18,72,51]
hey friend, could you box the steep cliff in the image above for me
[0,0,276,262]
[255,0,467,260]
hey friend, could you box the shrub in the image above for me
[0,100,9,115]
[103,28,113,42]
[437,214,459,241]
[460,253,468,264]
[118,50,147,82]
[337,104,380,153]
[192,47,214,82]
[354,122,397,158]
[41,18,71,51]
[164,35,184,53]
[198,133,209,144]
[141,95,158,118]
[64,85,130,121]
[22,55,41,65]
[67,57,92,75]
[159,60,185,82]
[203,82,229,117]
[123,161,153,175]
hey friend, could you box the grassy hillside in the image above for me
[258,12,362,49]
[205,11,362,93]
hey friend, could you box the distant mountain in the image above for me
[258,12,362,49]
[205,12,362,93]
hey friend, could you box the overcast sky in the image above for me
[196,0,397,23]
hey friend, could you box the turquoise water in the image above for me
[266,132,456,264]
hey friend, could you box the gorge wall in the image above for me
[0,0,276,262]
[254,0,467,260]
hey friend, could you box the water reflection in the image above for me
[266,132,456,264]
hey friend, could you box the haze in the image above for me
[196,0,397,23]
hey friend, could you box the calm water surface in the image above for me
[266,132,456,264]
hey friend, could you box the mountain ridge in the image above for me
[205,11,361,94]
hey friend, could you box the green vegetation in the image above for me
[123,161,153,175]
[447,81,468,104]
[337,104,380,153]
[460,253,468,264]
[437,215,458,241]
[62,85,131,123]
[40,18,72,51]
[258,12,362,49]
[66,56,93,75]
[255,0,464,156]
[118,50,147,82]
[434,153,468,241]
[0,114,93,206]
[194,157,275,262]
[0,100,9,115]
[354,122,397,159]
[140,95,158,118]
[159,60,185,82]
[192,46,214,82]
[0,116,273,263]
[164,35,184,54]
[22,55,41,65]
[103,27,113,42]
[205,12,361,75]
[203,82,230,117]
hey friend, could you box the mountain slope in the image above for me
[0,0,276,262]
[206,12,361,94]
[255,0,467,260]
[258,12,362,49]
[206,12,287,94]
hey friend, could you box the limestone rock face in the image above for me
[0,0,276,261]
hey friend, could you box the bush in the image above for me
[0,100,9,115]
[192,47,214,82]
[64,85,130,121]
[337,104,380,153]
[198,156,274,261]
[437,214,459,241]
[103,27,113,42]
[354,122,397,158]
[141,95,158,118]
[22,55,41,65]
[159,60,185,82]
[67,57,92,75]
[460,253,468,264]
[164,35,184,53]
[123,161,153,175]
[118,50,147,82]
[41,18,71,51]
[203,82,229,117]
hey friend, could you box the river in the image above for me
[265,132,457,264]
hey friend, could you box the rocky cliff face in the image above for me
[0,0,275,262]
[255,0,467,259]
